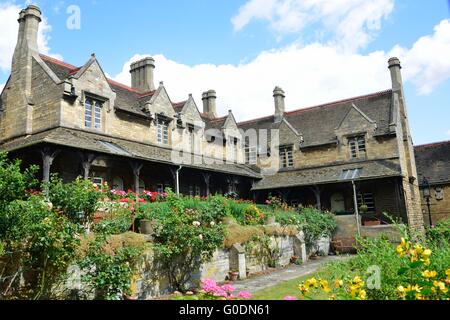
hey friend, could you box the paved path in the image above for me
[233,255,352,294]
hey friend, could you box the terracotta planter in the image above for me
[363,220,381,227]
[229,272,239,281]
[93,211,108,225]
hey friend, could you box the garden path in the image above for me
[232,255,353,294]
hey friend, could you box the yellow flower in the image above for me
[414,244,424,255]
[446,269,450,280]
[359,290,367,300]
[329,294,336,300]
[396,245,406,256]
[410,285,421,293]
[352,276,364,285]
[400,237,409,248]
[434,281,448,293]
[305,278,318,288]
[422,270,437,279]
[415,293,424,300]
[421,249,432,259]
[334,279,344,289]
[422,258,431,266]
[397,286,407,299]
[299,284,309,294]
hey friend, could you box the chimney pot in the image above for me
[273,86,285,123]
[202,90,217,119]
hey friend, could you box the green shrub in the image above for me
[151,190,225,291]
[94,207,133,235]
[426,219,450,246]
[0,196,81,299]
[47,176,102,224]
[78,233,146,300]
[0,153,38,209]
[299,207,337,246]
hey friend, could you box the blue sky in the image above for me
[0,0,449,145]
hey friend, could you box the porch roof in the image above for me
[252,159,402,191]
[0,127,262,179]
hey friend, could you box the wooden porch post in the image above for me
[40,147,61,183]
[78,152,97,180]
[202,173,211,197]
[310,185,322,210]
[129,161,143,193]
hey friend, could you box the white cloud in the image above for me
[112,45,391,122]
[390,20,450,95]
[111,19,450,122]
[0,2,61,73]
[0,82,4,93]
[446,130,450,137]
[232,0,395,51]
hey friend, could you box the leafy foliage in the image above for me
[47,176,102,225]
[298,207,337,246]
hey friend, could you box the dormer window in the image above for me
[280,145,294,168]
[157,119,169,145]
[85,98,103,129]
[348,135,366,159]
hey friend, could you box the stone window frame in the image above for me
[244,136,257,165]
[279,144,294,169]
[156,118,170,145]
[82,92,108,131]
[347,134,367,159]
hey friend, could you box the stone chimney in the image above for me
[388,57,403,93]
[16,5,41,53]
[202,90,217,119]
[273,86,285,123]
[130,57,156,92]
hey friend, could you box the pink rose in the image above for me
[237,291,252,299]
[283,296,298,300]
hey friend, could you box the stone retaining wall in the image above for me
[134,231,309,299]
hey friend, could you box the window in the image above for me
[156,184,164,194]
[349,136,366,159]
[91,177,103,185]
[85,98,102,129]
[188,125,195,154]
[195,186,201,197]
[189,186,194,197]
[157,119,169,145]
[357,192,375,213]
[228,138,238,163]
[245,137,257,165]
[279,146,294,168]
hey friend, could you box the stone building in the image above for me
[0,5,428,229]
[415,141,450,224]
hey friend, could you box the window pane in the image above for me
[85,99,92,128]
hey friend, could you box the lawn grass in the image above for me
[251,273,328,300]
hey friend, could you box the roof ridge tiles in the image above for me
[415,140,450,150]
[238,89,392,126]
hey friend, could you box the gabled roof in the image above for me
[239,90,393,148]
[415,140,450,185]
[39,54,156,117]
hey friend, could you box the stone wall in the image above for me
[134,232,308,299]
[421,184,450,225]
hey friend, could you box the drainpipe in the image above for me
[352,180,361,237]
[176,166,183,196]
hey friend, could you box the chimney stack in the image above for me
[18,5,41,52]
[130,57,156,92]
[202,90,217,119]
[273,86,285,123]
[388,57,403,93]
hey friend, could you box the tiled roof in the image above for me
[415,140,450,185]
[239,90,394,148]
[0,127,262,179]
[39,55,155,117]
[252,159,402,190]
